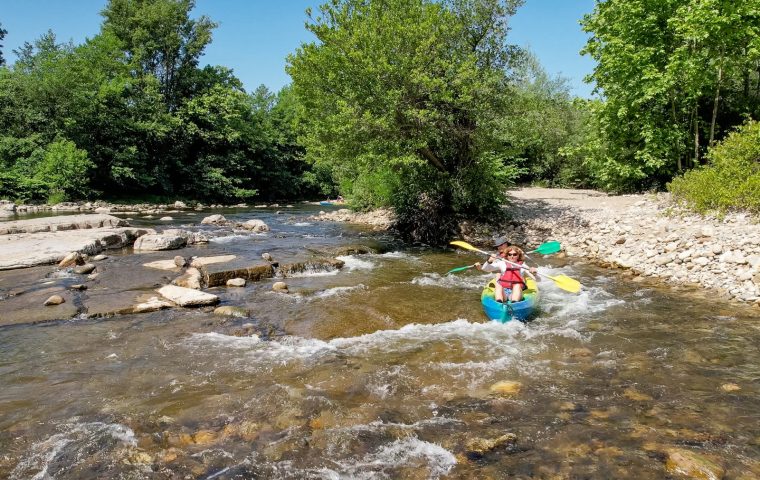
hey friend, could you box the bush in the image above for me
[34,139,94,200]
[668,120,760,216]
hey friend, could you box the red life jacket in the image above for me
[498,261,526,290]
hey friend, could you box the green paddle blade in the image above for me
[530,241,561,255]
[446,265,475,275]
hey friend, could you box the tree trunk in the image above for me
[693,105,700,166]
[709,64,722,146]
[418,147,447,173]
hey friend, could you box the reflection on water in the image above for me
[1,205,760,478]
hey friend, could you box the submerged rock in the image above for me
[489,381,522,396]
[213,306,250,317]
[58,252,85,268]
[665,448,724,480]
[226,278,246,287]
[73,263,96,275]
[464,433,518,457]
[272,281,288,292]
[132,296,174,313]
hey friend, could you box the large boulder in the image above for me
[133,234,187,251]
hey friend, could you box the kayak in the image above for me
[481,277,540,323]
[319,201,334,206]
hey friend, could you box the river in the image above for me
[1,204,758,479]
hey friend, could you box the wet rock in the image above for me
[172,267,202,290]
[489,381,522,396]
[157,285,219,307]
[239,219,269,232]
[464,433,517,457]
[200,214,227,225]
[132,296,174,313]
[174,201,187,209]
[74,263,96,275]
[190,255,236,268]
[162,228,209,245]
[92,254,107,261]
[278,258,344,277]
[143,259,181,271]
[665,448,724,479]
[43,294,65,306]
[133,234,187,251]
[58,251,85,268]
[0,213,128,235]
[331,244,378,256]
[623,388,653,402]
[226,278,246,287]
[720,383,741,392]
[192,429,219,445]
[160,216,173,221]
[199,261,274,287]
[222,421,259,441]
[261,252,274,262]
[272,281,289,293]
[174,255,187,268]
[213,306,250,317]
[69,284,87,291]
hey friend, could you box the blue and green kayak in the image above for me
[481,277,540,323]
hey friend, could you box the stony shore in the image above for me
[461,188,760,309]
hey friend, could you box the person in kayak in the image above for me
[475,241,537,303]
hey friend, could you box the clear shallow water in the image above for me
[1,205,759,479]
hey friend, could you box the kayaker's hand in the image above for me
[487,255,497,264]
[474,262,482,270]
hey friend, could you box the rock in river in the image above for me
[157,285,219,307]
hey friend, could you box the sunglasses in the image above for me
[506,252,519,257]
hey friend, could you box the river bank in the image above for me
[463,187,760,308]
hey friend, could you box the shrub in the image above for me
[668,120,760,216]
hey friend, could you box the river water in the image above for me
[1,205,759,479]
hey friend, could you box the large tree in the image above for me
[581,0,760,192]
[101,0,217,111]
[0,22,7,66]
[287,0,524,242]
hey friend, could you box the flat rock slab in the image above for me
[157,285,219,307]
[0,227,154,270]
[0,214,128,235]
[0,287,78,326]
[198,260,274,287]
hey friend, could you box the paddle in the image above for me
[449,240,582,293]
[528,241,561,255]
[446,265,476,275]
[446,240,559,275]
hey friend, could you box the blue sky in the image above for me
[0,0,596,97]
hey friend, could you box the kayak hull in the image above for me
[319,201,334,206]
[480,277,539,323]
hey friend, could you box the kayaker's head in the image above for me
[492,236,510,250]
[504,246,525,262]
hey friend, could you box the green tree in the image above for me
[101,0,217,111]
[287,0,524,242]
[0,22,7,66]
[582,0,760,192]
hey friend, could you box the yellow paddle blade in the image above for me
[545,273,581,294]
[449,240,490,256]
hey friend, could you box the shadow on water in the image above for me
[1,204,760,478]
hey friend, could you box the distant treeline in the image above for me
[1,0,758,241]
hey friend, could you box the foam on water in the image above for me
[336,255,376,271]
[312,284,368,299]
[209,234,251,244]
[292,222,313,227]
[410,272,486,290]
[12,421,136,480]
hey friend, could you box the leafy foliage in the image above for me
[288,0,524,242]
[581,0,760,192]
[668,120,760,215]
[0,0,314,204]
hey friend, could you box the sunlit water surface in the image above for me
[1,205,759,479]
